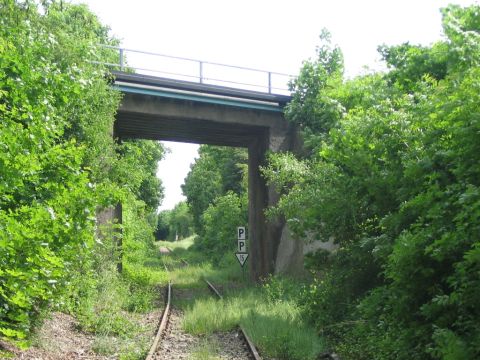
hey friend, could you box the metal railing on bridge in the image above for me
[91,45,294,95]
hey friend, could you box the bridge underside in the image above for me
[116,111,268,147]
[113,72,300,280]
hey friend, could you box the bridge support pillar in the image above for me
[248,124,302,281]
[95,202,123,273]
[248,137,269,280]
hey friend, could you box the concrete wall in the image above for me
[274,226,304,275]
[95,204,123,272]
[275,229,339,275]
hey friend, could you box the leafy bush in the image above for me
[265,4,480,359]
[0,0,120,340]
[194,192,247,262]
[182,145,247,234]
[0,0,165,343]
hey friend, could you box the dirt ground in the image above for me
[1,310,160,360]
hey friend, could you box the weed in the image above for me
[0,350,14,359]
[188,338,222,360]
[91,336,117,356]
[182,286,325,360]
[158,236,196,251]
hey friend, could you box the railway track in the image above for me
[146,248,261,360]
[204,279,261,360]
[145,278,171,359]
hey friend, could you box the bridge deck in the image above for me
[112,71,291,113]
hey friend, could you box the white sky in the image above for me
[73,0,478,210]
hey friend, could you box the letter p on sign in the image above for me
[237,226,246,240]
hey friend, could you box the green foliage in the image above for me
[155,202,194,241]
[61,195,167,358]
[262,274,304,304]
[182,145,248,261]
[114,140,164,213]
[182,145,247,233]
[285,29,344,151]
[265,4,480,359]
[158,234,324,359]
[378,42,449,92]
[155,210,170,240]
[195,192,247,262]
[0,0,119,339]
[0,0,165,345]
[169,201,194,240]
[122,196,168,311]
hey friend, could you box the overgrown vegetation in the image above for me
[156,145,247,266]
[160,239,324,360]
[0,1,165,357]
[158,237,245,287]
[182,283,324,360]
[155,201,194,241]
[182,146,247,230]
[3,1,478,360]
[263,4,480,359]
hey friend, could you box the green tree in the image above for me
[0,0,122,339]
[155,210,171,240]
[182,145,247,233]
[197,192,247,262]
[0,0,164,341]
[264,4,480,359]
[167,201,194,240]
[113,139,165,214]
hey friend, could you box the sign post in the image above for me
[235,226,248,267]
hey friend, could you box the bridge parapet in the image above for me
[92,45,295,95]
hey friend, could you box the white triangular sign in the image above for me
[235,253,248,267]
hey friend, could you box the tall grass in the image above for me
[189,338,222,360]
[157,239,246,287]
[157,235,196,250]
[158,237,325,359]
[182,287,325,360]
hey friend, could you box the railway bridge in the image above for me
[104,48,302,280]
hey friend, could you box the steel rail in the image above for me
[204,276,262,360]
[145,258,172,360]
[148,250,336,360]
[180,258,262,359]
[241,327,262,360]
[158,253,262,360]
[205,279,224,299]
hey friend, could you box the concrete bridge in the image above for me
[107,51,301,280]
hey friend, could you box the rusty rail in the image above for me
[204,276,262,360]
[145,280,171,360]
[145,252,172,360]
[153,248,262,360]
